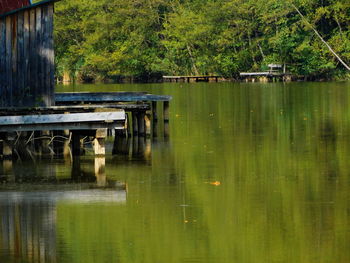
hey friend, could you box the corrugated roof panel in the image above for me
[0,0,31,15]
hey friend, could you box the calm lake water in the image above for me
[1,81,350,262]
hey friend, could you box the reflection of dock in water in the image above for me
[0,187,126,263]
[0,197,57,263]
[0,184,126,263]
[0,189,126,204]
[0,154,127,263]
[0,114,164,262]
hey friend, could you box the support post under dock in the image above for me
[71,132,82,156]
[145,114,151,137]
[152,101,158,121]
[138,112,146,137]
[162,75,220,82]
[0,133,14,160]
[132,112,139,136]
[163,101,170,122]
[94,129,108,156]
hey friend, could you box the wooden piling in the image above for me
[153,120,158,138]
[2,141,12,158]
[138,137,145,155]
[126,113,131,137]
[132,112,138,136]
[145,113,151,137]
[95,157,106,187]
[112,129,125,155]
[71,132,81,156]
[138,112,145,136]
[152,102,158,137]
[163,101,170,122]
[63,139,71,160]
[1,133,14,159]
[132,136,138,156]
[164,122,170,138]
[144,138,151,161]
[163,75,219,82]
[3,160,13,179]
[41,130,52,155]
[94,128,107,156]
[152,101,158,121]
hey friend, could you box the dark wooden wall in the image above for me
[0,3,54,107]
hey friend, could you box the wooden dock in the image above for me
[55,91,172,136]
[163,75,220,83]
[0,108,126,158]
[0,92,172,159]
[55,92,171,103]
[0,2,174,161]
[239,72,291,82]
[0,111,126,132]
[240,64,292,82]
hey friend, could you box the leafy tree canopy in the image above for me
[53,0,350,81]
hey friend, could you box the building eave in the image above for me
[0,0,61,19]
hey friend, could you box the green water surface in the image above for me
[0,82,350,263]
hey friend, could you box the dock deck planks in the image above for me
[0,104,150,116]
[163,75,219,82]
[55,92,172,103]
[0,111,126,132]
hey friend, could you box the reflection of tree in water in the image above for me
[319,119,339,178]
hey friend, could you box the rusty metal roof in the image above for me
[0,0,60,18]
[0,0,31,15]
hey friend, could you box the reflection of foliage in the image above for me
[54,82,350,263]
[54,0,350,81]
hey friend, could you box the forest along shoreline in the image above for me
[54,0,350,83]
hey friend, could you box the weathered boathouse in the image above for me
[0,0,172,161]
[0,0,57,107]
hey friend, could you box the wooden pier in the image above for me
[0,111,126,132]
[0,91,172,159]
[163,75,220,83]
[0,1,173,160]
[239,72,292,82]
[55,92,172,137]
[240,64,292,82]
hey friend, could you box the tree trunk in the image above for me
[292,3,350,71]
[187,45,199,75]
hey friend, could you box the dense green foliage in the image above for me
[53,0,350,81]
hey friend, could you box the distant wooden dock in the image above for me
[163,75,220,82]
[240,64,292,82]
[239,72,291,82]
